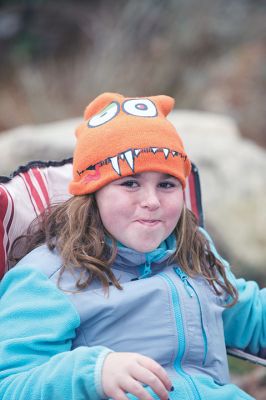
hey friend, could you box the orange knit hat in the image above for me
[69,92,191,195]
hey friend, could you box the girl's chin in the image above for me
[127,242,161,253]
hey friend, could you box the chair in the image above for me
[0,158,265,367]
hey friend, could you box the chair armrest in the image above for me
[227,348,266,367]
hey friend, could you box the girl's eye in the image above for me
[159,181,176,189]
[120,180,139,188]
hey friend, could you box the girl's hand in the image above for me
[102,352,173,400]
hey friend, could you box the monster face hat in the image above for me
[69,92,191,195]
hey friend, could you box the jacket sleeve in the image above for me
[200,227,266,357]
[222,275,266,356]
[0,265,112,399]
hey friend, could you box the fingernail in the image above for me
[170,386,174,391]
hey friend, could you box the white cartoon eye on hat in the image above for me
[88,102,120,127]
[122,99,157,117]
[88,99,157,128]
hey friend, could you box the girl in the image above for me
[0,92,265,400]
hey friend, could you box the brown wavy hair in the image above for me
[10,194,238,305]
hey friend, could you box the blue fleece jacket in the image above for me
[0,229,265,400]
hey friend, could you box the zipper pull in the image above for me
[139,258,152,279]
[174,267,194,297]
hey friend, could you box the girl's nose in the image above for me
[139,189,160,210]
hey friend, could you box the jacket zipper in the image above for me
[159,273,201,400]
[174,267,208,366]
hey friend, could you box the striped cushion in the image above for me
[0,160,202,279]
[0,160,72,278]
[185,164,203,226]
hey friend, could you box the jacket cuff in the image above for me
[94,347,114,398]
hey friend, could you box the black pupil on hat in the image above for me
[136,103,147,110]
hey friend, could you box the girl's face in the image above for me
[95,171,184,253]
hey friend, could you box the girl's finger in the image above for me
[109,387,132,400]
[131,365,169,400]
[120,378,155,400]
[138,356,173,391]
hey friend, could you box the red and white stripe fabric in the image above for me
[0,161,202,279]
[0,185,14,276]
[20,168,50,216]
[184,164,203,225]
[0,162,72,278]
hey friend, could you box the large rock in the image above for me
[0,111,265,282]
[0,119,79,175]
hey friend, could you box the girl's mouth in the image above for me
[136,220,161,226]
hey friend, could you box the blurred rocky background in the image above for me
[0,0,265,397]
[0,0,265,146]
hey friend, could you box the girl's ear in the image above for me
[150,95,175,117]
[83,92,124,120]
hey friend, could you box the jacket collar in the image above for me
[113,234,177,278]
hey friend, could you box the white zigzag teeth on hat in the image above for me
[120,153,125,160]
[110,156,121,175]
[163,148,170,158]
[124,150,134,171]
[152,147,158,153]
[134,149,141,157]
[172,151,178,156]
